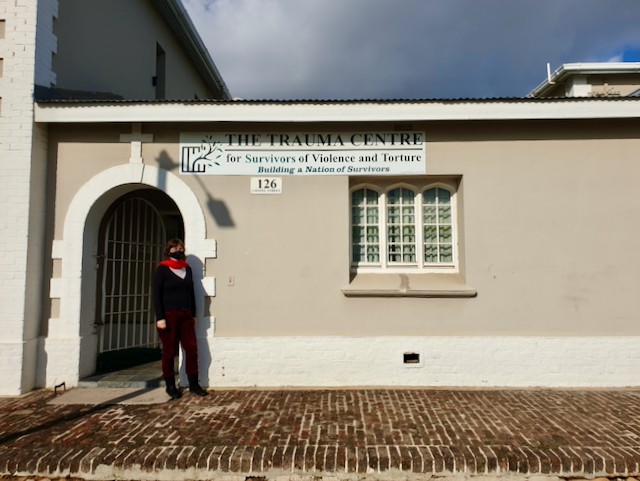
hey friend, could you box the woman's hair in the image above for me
[163,238,185,259]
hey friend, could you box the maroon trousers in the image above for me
[157,309,199,378]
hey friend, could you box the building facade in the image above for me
[35,99,640,392]
[2,1,640,395]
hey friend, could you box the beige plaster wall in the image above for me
[542,74,640,97]
[589,74,640,96]
[54,0,211,99]
[48,124,131,239]
[47,119,640,339]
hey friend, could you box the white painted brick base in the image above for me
[0,342,27,395]
[20,335,640,393]
[38,337,81,389]
[203,336,640,388]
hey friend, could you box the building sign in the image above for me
[180,132,425,175]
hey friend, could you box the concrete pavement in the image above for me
[1,387,640,480]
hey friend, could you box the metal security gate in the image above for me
[97,197,166,356]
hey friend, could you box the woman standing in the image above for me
[153,238,207,398]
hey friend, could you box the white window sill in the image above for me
[342,273,477,298]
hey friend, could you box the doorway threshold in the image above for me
[78,361,164,388]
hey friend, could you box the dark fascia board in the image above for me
[152,0,231,100]
[35,95,640,104]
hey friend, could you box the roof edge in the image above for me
[34,97,640,124]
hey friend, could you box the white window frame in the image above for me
[350,181,459,274]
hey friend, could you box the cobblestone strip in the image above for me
[4,445,639,480]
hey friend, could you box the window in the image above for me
[154,43,166,100]
[351,180,458,273]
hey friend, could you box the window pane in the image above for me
[352,226,364,242]
[425,244,438,263]
[352,190,365,206]
[423,206,437,224]
[366,246,380,263]
[422,187,455,265]
[366,207,378,223]
[403,244,416,262]
[424,225,437,242]
[387,188,417,265]
[440,245,453,263]
[366,226,379,243]
[424,189,436,204]
[439,225,452,243]
[439,206,452,224]
[402,212,415,223]
[352,188,380,264]
[402,193,414,204]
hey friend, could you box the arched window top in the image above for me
[423,186,453,205]
[387,186,417,205]
[352,187,380,207]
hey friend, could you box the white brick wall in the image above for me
[0,0,57,394]
[0,342,27,395]
[203,336,640,388]
[38,337,81,389]
[0,0,38,394]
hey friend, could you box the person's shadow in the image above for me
[178,254,213,388]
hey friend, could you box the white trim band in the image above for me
[35,99,640,123]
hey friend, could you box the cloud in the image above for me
[183,0,640,100]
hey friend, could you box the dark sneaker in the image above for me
[189,384,208,397]
[165,384,182,399]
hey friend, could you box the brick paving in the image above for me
[1,388,640,480]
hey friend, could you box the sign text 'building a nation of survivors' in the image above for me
[180,132,426,176]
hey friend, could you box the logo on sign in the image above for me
[181,135,224,173]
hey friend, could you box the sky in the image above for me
[182,0,640,100]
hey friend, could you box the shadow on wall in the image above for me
[156,150,235,228]
[178,254,213,387]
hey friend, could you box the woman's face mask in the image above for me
[169,250,185,260]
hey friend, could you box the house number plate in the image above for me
[250,177,282,194]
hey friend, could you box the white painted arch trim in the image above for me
[46,163,215,387]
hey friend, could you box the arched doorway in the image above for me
[46,163,213,389]
[94,189,183,373]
